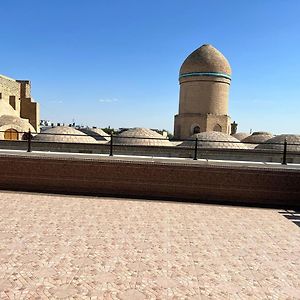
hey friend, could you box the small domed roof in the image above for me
[256,134,300,152]
[232,132,250,141]
[180,44,231,76]
[34,126,97,143]
[115,128,173,146]
[79,127,110,141]
[178,131,248,149]
[0,115,35,132]
[242,132,273,147]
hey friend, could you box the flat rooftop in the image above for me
[0,191,299,299]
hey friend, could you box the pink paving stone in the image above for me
[0,190,299,299]
[94,271,117,283]
[119,288,147,299]
[35,266,57,277]
[50,284,78,298]
[0,279,14,291]
[154,276,177,288]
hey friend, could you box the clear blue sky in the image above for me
[1,0,300,134]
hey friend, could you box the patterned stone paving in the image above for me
[0,191,299,299]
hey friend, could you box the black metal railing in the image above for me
[0,129,299,165]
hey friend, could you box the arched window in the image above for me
[193,126,201,134]
[4,129,18,140]
[213,124,222,132]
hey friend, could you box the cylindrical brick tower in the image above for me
[174,44,232,139]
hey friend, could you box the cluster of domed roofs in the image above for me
[34,126,173,146]
[256,134,300,152]
[34,126,97,143]
[30,126,300,153]
[0,122,290,153]
[2,118,300,152]
[231,131,300,151]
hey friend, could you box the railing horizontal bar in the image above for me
[0,130,299,146]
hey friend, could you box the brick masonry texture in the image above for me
[0,154,299,207]
[0,191,299,299]
[0,75,40,132]
[174,45,232,139]
[0,76,20,102]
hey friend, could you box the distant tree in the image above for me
[102,127,116,135]
[156,129,174,139]
[167,132,174,140]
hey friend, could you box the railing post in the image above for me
[27,129,31,152]
[193,138,198,160]
[282,138,287,165]
[109,133,113,156]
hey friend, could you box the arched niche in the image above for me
[213,124,222,132]
[192,125,201,134]
[4,128,18,140]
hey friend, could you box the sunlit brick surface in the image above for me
[0,191,299,299]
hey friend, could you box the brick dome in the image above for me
[178,131,248,149]
[114,128,173,146]
[0,115,35,140]
[0,115,35,132]
[232,132,250,141]
[255,134,300,152]
[242,132,273,148]
[34,126,97,143]
[79,127,110,141]
[180,44,231,76]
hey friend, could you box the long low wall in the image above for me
[1,140,300,163]
[0,154,299,208]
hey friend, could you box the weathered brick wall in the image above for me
[0,75,39,132]
[20,98,40,131]
[0,75,20,103]
[175,75,231,139]
[0,154,299,207]
[17,80,31,98]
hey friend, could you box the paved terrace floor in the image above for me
[0,191,299,299]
